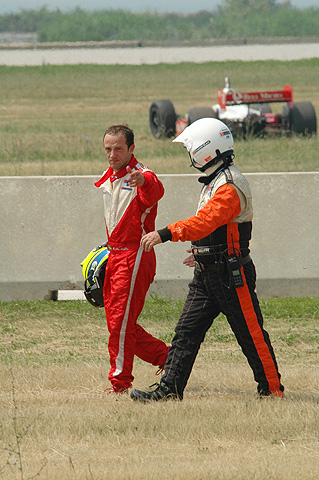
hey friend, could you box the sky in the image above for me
[0,0,318,14]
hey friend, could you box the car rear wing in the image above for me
[217,84,293,109]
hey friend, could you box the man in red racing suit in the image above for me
[130,118,284,402]
[95,124,168,393]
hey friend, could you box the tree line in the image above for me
[0,0,318,43]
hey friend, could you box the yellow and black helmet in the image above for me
[81,242,109,307]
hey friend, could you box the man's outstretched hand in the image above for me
[127,166,145,187]
[140,231,162,252]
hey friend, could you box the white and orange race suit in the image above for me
[95,155,168,390]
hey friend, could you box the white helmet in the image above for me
[173,118,234,172]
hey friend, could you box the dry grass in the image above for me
[2,364,319,480]
[1,298,319,480]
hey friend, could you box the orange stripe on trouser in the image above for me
[227,223,282,396]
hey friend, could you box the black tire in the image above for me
[250,103,272,114]
[282,104,289,117]
[289,101,317,135]
[149,99,177,138]
[187,107,218,125]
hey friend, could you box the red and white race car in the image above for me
[149,77,317,139]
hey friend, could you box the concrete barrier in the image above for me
[0,172,318,301]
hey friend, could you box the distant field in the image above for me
[0,59,318,176]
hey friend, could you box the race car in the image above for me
[149,77,317,139]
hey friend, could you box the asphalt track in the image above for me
[0,42,318,65]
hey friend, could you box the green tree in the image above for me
[0,3,318,42]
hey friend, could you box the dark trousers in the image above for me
[162,261,284,397]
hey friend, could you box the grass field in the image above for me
[1,297,319,480]
[0,59,318,176]
[1,58,319,479]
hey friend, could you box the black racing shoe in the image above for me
[258,387,284,399]
[130,383,182,403]
[257,389,272,398]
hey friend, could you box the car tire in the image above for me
[289,101,317,135]
[251,103,272,114]
[149,100,177,138]
[187,107,218,125]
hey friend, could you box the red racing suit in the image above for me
[95,155,168,390]
[158,163,284,398]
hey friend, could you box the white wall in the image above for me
[0,172,318,301]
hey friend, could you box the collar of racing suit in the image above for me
[198,157,234,185]
[94,155,138,187]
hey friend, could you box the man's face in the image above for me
[104,133,135,172]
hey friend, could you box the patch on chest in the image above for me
[121,179,133,191]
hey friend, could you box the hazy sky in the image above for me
[1,0,318,14]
